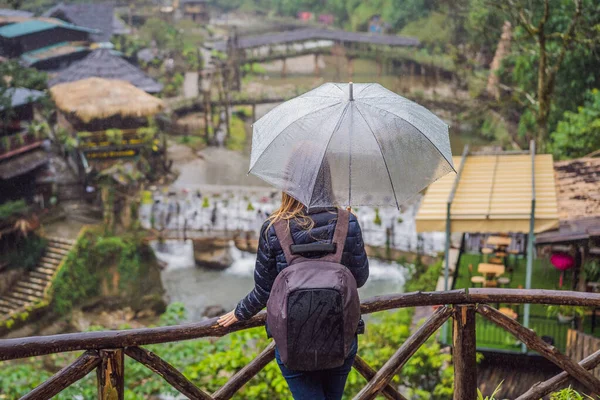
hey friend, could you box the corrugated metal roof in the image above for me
[0,149,48,180]
[416,154,559,233]
[210,28,420,52]
[0,19,97,38]
[0,9,33,18]
[0,87,44,110]
[20,41,88,66]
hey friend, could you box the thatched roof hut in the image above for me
[50,77,164,127]
[48,49,162,93]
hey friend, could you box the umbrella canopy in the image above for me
[249,82,455,209]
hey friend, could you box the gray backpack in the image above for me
[266,209,361,371]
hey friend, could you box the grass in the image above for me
[454,253,575,351]
[176,134,206,151]
[225,115,247,152]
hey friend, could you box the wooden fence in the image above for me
[3,289,600,399]
[567,329,600,380]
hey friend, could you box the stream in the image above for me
[153,239,412,322]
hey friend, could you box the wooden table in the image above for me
[499,307,518,320]
[486,236,512,247]
[478,263,506,276]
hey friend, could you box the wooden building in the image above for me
[536,157,600,291]
[0,88,50,204]
[180,0,209,22]
[49,77,165,180]
[0,19,96,71]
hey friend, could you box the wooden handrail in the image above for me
[354,306,453,399]
[478,304,600,396]
[2,289,600,362]
[125,346,213,400]
[6,289,600,400]
[20,350,100,400]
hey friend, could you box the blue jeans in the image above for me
[275,337,358,400]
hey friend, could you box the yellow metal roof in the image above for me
[416,154,559,233]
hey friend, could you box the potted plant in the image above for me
[547,305,586,324]
[584,258,600,288]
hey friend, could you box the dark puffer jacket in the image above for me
[234,208,369,321]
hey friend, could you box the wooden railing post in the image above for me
[97,349,124,400]
[453,305,477,400]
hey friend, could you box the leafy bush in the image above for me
[406,259,443,293]
[2,235,48,271]
[551,88,600,159]
[0,200,28,221]
[50,229,155,316]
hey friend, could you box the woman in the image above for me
[218,192,369,400]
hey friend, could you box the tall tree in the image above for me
[493,0,588,149]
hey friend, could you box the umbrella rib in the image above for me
[354,104,400,210]
[307,103,350,207]
[248,101,342,173]
[332,83,346,94]
[355,100,456,173]
[354,83,374,97]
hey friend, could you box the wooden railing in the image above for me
[3,289,600,399]
[0,131,42,156]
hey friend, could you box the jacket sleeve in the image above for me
[347,214,369,288]
[234,223,278,320]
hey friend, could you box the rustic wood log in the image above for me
[0,313,266,361]
[353,305,453,400]
[452,305,477,400]
[352,355,408,400]
[468,288,600,307]
[3,290,600,362]
[97,349,124,400]
[516,348,600,400]
[213,341,276,400]
[359,290,468,314]
[125,346,213,400]
[20,350,100,400]
[477,305,600,396]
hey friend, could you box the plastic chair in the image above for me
[471,276,486,287]
[497,277,510,288]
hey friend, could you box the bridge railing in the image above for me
[2,289,600,400]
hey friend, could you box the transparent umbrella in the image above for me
[249,82,455,209]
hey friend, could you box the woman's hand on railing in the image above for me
[217,310,239,327]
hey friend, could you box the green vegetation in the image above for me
[225,114,247,152]
[0,60,47,91]
[479,384,591,400]
[0,199,28,222]
[400,12,452,49]
[551,88,600,159]
[177,134,207,151]
[51,228,161,316]
[1,234,47,271]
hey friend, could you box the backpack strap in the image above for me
[273,209,350,266]
[320,209,349,264]
[273,219,303,266]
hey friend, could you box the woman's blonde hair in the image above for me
[266,192,314,234]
